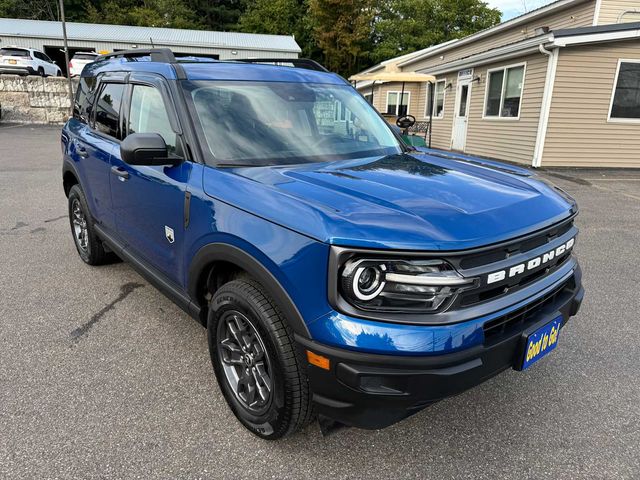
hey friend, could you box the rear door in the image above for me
[110,74,192,284]
[73,74,126,232]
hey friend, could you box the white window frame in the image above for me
[483,62,527,121]
[607,58,640,124]
[425,80,446,119]
[363,92,373,104]
[385,90,411,116]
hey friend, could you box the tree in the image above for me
[0,0,57,20]
[238,0,319,58]
[371,0,501,64]
[190,0,248,31]
[85,0,200,29]
[308,0,375,76]
[239,0,301,36]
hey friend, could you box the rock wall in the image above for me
[0,75,78,124]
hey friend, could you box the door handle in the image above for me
[77,146,89,158]
[111,166,130,181]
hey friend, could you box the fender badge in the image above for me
[165,226,175,244]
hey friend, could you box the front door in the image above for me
[451,77,472,151]
[110,77,191,285]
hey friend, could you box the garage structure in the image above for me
[0,17,301,75]
[354,0,640,168]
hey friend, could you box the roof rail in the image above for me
[236,58,329,72]
[96,48,176,63]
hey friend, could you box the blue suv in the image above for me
[61,49,584,439]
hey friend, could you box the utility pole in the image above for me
[59,0,75,117]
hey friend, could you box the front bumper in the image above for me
[297,267,584,430]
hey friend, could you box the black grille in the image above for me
[483,276,575,340]
[459,219,574,270]
[458,251,572,307]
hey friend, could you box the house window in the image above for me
[609,60,640,121]
[386,91,410,116]
[484,64,525,118]
[425,80,446,118]
[363,93,373,104]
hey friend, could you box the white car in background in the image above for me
[0,46,62,76]
[69,52,98,77]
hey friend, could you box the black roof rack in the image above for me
[95,49,330,74]
[96,48,176,63]
[236,58,329,72]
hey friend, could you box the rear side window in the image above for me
[73,76,97,123]
[0,48,30,57]
[128,85,177,152]
[94,83,125,139]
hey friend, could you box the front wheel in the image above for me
[208,279,313,439]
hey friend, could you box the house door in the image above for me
[451,77,472,151]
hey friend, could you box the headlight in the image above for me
[339,257,477,313]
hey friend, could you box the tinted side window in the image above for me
[73,76,97,123]
[128,85,177,152]
[94,83,124,138]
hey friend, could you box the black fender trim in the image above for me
[62,160,82,196]
[188,243,311,339]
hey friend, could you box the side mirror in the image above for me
[120,133,180,166]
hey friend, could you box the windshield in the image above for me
[183,80,402,166]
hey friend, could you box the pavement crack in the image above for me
[44,215,67,223]
[10,221,28,230]
[70,282,144,341]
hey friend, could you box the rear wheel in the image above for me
[67,184,109,265]
[37,67,45,77]
[208,279,313,439]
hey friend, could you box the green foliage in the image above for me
[372,0,502,64]
[308,0,375,76]
[190,0,248,31]
[0,0,58,20]
[238,0,318,58]
[85,0,200,29]
[1,0,502,76]
[239,0,300,35]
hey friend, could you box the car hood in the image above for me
[202,152,576,251]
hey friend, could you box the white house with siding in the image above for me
[355,0,640,168]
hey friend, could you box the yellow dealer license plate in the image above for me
[519,315,562,370]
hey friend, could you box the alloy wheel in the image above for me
[217,310,273,414]
[71,199,88,252]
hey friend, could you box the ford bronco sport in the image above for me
[61,49,584,439]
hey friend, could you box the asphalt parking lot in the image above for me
[1,124,639,479]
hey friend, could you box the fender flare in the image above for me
[62,159,82,196]
[188,243,311,339]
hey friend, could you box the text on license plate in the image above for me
[521,316,562,370]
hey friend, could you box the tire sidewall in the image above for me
[208,286,289,439]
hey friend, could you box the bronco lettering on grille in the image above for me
[486,237,575,285]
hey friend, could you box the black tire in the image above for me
[68,184,109,265]
[37,67,45,77]
[208,279,313,439]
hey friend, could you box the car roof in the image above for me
[83,58,348,85]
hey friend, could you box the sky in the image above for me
[487,0,557,20]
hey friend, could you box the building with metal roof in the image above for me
[0,17,301,70]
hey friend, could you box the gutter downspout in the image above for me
[532,43,559,168]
